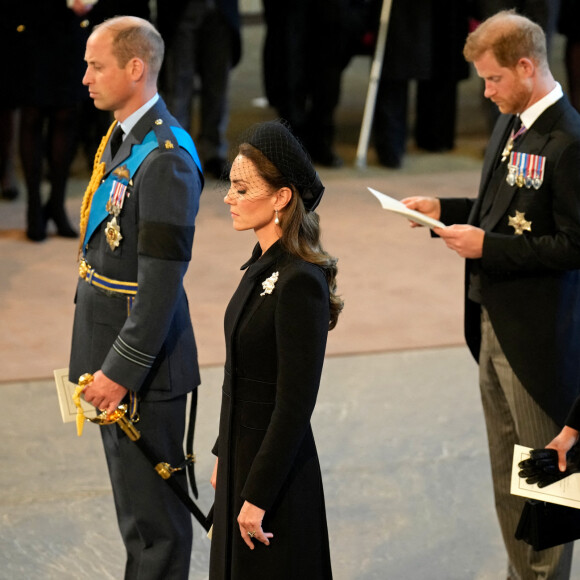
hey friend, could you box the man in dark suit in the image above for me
[157,0,241,179]
[68,16,203,579]
[371,0,470,168]
[404,10,580,579]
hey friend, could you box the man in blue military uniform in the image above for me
[69,16,203,579]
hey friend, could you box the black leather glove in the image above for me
[518,444,580,488]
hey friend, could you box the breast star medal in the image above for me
[508,211,532,235]
[105,217,123,250]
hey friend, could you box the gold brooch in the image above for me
[164,140,174,150]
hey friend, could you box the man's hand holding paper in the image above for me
[402,196,485,259]
[401,196,442,228]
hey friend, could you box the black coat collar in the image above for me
[241,240,285,280]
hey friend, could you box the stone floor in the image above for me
[0,348,498,580]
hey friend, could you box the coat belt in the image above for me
[79,259,138,296]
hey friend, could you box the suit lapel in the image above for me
[470,114,514,224]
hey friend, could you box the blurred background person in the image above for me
[157,0,241,179]
[16,0,94,241]
[371,0,471,168]
[261,0,350,168]
[558,0,580,113]
[0,3,22,202]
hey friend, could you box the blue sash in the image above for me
[82,126,202,253]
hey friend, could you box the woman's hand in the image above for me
[210,458,218,490]
[238,500,273,549]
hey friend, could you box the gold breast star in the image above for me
[508,210,532,235]
[105,217,123,250]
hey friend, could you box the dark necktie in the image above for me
[110,125,124,157]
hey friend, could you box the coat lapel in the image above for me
[225,243,283,349]
[102,98,172,177]
[470,114,514,224]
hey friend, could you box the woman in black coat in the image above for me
[209,121,343,579]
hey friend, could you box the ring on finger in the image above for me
[247,530,256,538]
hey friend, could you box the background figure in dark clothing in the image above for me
[0,4,24,202]
[15,1,93,241]
[371,0,470,168]
[0,112,20,202]
[475,0,560,50]
[558,0,580,113]
[261,0,350,168]
[157,0,241,179]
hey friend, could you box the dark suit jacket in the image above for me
[440,96,580,426]
[5,0,90,107]
[371,0,470,81]
[209,241,332,579]
[69,97,203,401]
[156,0,241,67]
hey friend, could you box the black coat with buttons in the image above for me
[209,241,333,579]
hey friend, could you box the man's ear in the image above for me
[127,57,145,82]
[516,57,535,78]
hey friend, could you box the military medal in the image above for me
[105,217,123,250]
[506,162,517,187]
[506,150,546,190]
[508,210,532,235]
[517,152,527,188]
[501,119,527,162]
[104,165,130,250]
[532,154,545,190]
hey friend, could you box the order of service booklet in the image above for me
[54,367,97,423]
[511,444,580,509]
[367,187,446,230]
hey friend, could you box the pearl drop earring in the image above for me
[274,209,280,225]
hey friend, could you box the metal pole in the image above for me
[355,0,394,169]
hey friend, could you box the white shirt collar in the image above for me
[520,82,563,129]
[116,93,160,137]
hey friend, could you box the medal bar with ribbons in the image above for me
[507,151,546,190]
[105,165,130,251]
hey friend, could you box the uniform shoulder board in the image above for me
[152,118,178,151]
